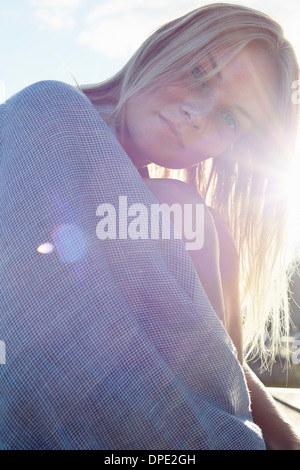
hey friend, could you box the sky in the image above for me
[1,0,300,252]
[1,0,299,101]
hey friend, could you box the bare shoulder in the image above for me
[144,177,218,254]
[144,178,237,257]
[144,178,205,205]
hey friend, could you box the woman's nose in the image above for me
[180,102,208,132]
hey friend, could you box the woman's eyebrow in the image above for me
[208,54,222,79]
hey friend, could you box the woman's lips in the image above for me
[158,114,184,148]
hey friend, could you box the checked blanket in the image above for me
[0,80,265,450]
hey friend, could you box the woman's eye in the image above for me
[191,66,207,88]
[223,113,237,131]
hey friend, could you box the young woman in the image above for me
[0,3,299,450]
[82,4,298,366]
[81,3,300,448]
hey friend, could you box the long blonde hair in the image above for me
[81,3,300,368]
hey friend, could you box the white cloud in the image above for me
[30,0,83,7]
[77,0,203,59]
[30,0,87,31]
[78,12,154,58]
[33,8,75,31]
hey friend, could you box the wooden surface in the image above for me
[267,387,300,434]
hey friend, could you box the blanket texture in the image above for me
[0,81,265,450]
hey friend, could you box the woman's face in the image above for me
[121,42,279,170]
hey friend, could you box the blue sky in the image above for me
[0,0,299,102]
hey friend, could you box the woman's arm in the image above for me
[208,208,244,363]
[243,364,300,450]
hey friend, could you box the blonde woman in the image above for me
[0,3,299,449]
[83,3,298,369]
[82,3,300,449]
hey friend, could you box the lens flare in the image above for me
[37,242,54,254]
[52,224,88,262]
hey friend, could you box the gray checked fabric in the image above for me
[0,80,266,450]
